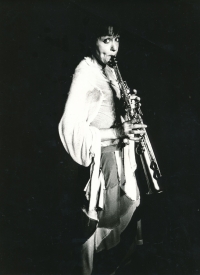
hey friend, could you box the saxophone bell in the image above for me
[137,140,162,194]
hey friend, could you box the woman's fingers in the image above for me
[123,121,147,136]
[127,134,143,142]
[128,131,146,138]
[125,120,147,128]
[123,138,130,145]
[130,95,140,109]
[123,136,142,143]
[121,120,147,139]
[130,95,140,102]
[129,129,146,135]
[133,89,137,95]
[123,114,147,142]
[131,123,147,129]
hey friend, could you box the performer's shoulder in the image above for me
[75,57,93,73]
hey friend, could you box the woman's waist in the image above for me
[101,141,123,153]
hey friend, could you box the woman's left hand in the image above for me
[129,89,141,110]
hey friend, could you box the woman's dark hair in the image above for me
[85,17,121,55]
[90,22,120,39]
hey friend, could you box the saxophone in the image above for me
[109,56,162,194]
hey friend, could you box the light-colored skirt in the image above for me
[80,145,141,275]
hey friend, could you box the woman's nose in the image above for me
[111,41,118,52]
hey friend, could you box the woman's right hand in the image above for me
[100,119,147,142]
[116,119,147,142]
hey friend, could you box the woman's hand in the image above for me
[116,119,147,142]
[130,89,141,110]
[100,89,145,142]
[100,120,147,142]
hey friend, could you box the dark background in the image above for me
[1,0,200,274]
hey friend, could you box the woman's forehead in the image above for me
[100,34,120,39]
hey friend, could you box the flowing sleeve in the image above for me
[58,66,102,167]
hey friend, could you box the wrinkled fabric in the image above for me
[59,56,142,275]
[59,57,139,220]
[81,146,140,275]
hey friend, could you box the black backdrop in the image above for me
[1,0,200,274]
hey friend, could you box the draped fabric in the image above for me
[81,145,140,275]
[59,56,142,275]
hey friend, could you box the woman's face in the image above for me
[94,29,120,65]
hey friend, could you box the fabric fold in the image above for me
[121,141,139,201]
[84,127,101,221]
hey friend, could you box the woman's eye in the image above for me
[103,38,110,44]
[115,37,120,42]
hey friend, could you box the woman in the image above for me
[59,23,146,275]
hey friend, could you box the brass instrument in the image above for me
[109,56,162,194]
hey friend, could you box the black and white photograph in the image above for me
[1,1,200,274]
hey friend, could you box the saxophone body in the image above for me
[109,57,162,194]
